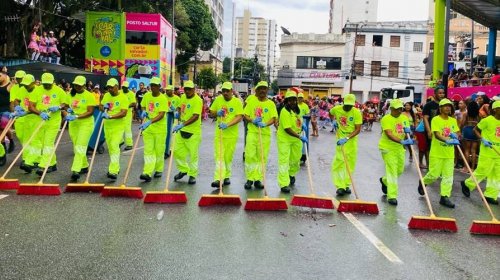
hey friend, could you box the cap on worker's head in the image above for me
[343,93,356,106]
[439,98,453,107]
[492,100,500,110]
[150,77,161,86]
[221,81,233,91]
[255,81,268,89]
[20,74,35,86]
[41,72,54,84]
[166,85,174,91]
[183,80,195,89]
[14,70,26,79]
[72,75,86,86]
[122,81,129,88]
[106,78,119,87]
[298,92,304,98]
[476,91,486,96]
[390,99,403,109]
[285,90,297,99]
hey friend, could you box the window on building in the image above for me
[429,42,434,52]
[354,60,364,75]
[371,61,381,76]
[372,35,383,47]
[390,36,400,47]
[413,42,423,52]
[296,56,342,70]
[355,34,366,46]
[388,61,399,77]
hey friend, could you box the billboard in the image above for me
[85,12,125,60]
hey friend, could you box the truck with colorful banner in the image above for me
[85,11,175,88]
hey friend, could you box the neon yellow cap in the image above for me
[184,80,195,89]
[122,81,129,88]
[106,78,119,87]
[343,94,356,106]
[150,77,161,85]
[285,90,297,99]
[221,82,233,90]
[15,70,26,79]
[439,98,453,106]
[492,100,499,110]
[255,81,268,89]
[41,73,54,84]
[20,74,35,86]
[72,76,86,86]
[390,99,403,109]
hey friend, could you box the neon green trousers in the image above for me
[277,138,302,188]
[174,132,201,177]
[423,157,454,197]
[20,115,42,164]
[0,141,4,157]
[331,139,358,190]
[380,148,405,199]
[123,110,133,146]
[143,130,167,176]
[213,135,238,181]
[244,132,271,181]
[34,121,60,168]
[69,119,94,172]
[465,155,500,199]
[104,122,125,174]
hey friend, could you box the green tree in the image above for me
[271,79,279,94]
[234,57,266,79]
[222,57,231,73]
[196,67,217,90]
[217,72,231,83]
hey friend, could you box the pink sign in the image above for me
[426,85,500,100]
[126,13,160,33]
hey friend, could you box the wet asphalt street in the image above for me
[0,120,499,280]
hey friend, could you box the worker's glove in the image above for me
[169,105,176,112]
[14,105,23,112]
[66,108,74,114]
[257,122,267,128]
[252,117,262,125]
[300,135,308,143]
[302,122,307,131]
[404,127,412,134]
[218,123,228,130]
[174,111,180,119]
[8,112,17,119]
[103,103,110,110]
[48,106,60,113]
[40,112,50,121]
[216,109,226,117]
[336,138,348,146]
[173,123,184,133]
[481,138,493,148]
[332,120,339,129]
[65,115,77,122]
[102,112,111,119]
[445,139,460,146]
[140,111,148,120]
[139,120,151,131]
[449,132,458,139]
[400,139,415,146]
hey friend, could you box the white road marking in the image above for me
[122,146,144,154]
[0,195,8,200]
[343,213,403,264]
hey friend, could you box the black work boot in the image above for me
[174,172,187,181]
[244,180,253,189]
[281,186,291,193]
[71,172,80,181]
[153,172,162,178]
[380,177,387,195]
[107,172,117,180]
[188,176,196,184]
[439,196,455,208]
[418,181,425,196]
[289,176,295,185]
[223,178,231,185]
[485,197,499,205]
[20,163,33,174]
[345,187,352,194]
[140,174,152,182]
[388,198,398,206]
[336,188,346,196]
[460,181,470,197]
[211,180,220,188]
[79,167,89,174]
[254,180,264,189]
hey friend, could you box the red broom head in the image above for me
[408,216,458,232]
[244,198,288,211]
[17,184,61,196]
[337,200,379,214]
[470,220,500,236]
[291,195,334,209]
[198,194,242,206]
[65,183,105,193]
[101,187,143,199]
[0,179,20,190]
[143,191,187,204]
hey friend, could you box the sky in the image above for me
[222,0,430,57]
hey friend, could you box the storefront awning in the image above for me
[452,0,500,29]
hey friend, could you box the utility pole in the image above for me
[442,0,451,96]
[349,23,361,93]
[169,0,175,85]
[230,1,235,80]
[470,19,475,76]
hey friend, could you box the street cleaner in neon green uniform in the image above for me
[378,99,413,206]
[243,81,278,190]
[329,93,362,196]
[139,77,168,182]
[172,80,203,184]
[419,98,460,208]
[28,72,68,175]
[277,90,308,193]
[209,81,244,188]
[120,80,136,150]
[165,84,180,158]
[297,91,310,165]
[100,78,129,180]
[460,100,500,205]
[65,75,97,181]
[13,74,40,173]
[5,70,27,154]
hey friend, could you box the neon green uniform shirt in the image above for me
[477,115,500,158]
[379,114,410,151]
[69,90,96,121]
[166,94,181,111]
[244,98,278,136]
[101,92,129,124]
[298,102,310,117]
[278,107,302,142]
[140,92,168,132]
[210,95,244,138]
[29,85,68,123]
[179,94,203,134]
[430,115,460,159]
[329,105,363,138]
[10,84,23,102]
[15,86,37,112]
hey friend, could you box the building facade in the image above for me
[329,0,378,34]
[343,21,428,103]
[197,0,224,75]
[235,9,277,80]
[278,33,346,98]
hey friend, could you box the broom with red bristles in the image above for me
[65,111,105,193]
[407,133,457,232]
[291,133,334,209]
[17,120,68,196]
[101,122,144,199]
[244,126,288,211]
[337,145,379,214]
[457,146,500,235]
[143,122,187,204]
[198,119,241,206]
